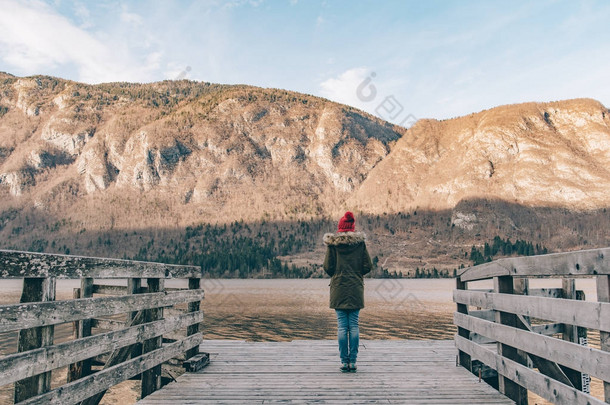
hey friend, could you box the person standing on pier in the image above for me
[323,211,373,372]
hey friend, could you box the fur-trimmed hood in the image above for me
[323,231,366,246]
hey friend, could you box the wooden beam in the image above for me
[531,323,563,336]
[128,278,142,360]
[80,278,94,379]
[598,275,610,403]
[493,276,527,405]
[454,313,610,382]
[455,277,472,372]
[515,314,574,388]
[0,289,204,332]
[142,278,164,399]
[458,247,610,281]
[528,288,564,299]
[80,310,146,405]
[14,277,56,403]
[0,312,203,386]
[469,309,495,321]
[18,334,203,405]
[455,336,606,405]
[182,353,209,372]
[92,284,127,295]
[186,277,202,360]
[90,318,125,330]
[453,289,610,331]
[0,249,201,279]
[560,279,585,390]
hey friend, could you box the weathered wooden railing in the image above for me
[454,247,610,405]
[0,249,205,404]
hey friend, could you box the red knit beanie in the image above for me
[337,211,355,232]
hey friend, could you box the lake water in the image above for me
[0,278,600,351]
[0,278,458,355]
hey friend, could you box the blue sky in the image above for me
[0,0,609,121]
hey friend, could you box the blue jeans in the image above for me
[335,309,360,364]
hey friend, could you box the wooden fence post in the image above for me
[561,279,577,341]
[455,277,471,371]
[513,278,531,368]
[186,277,202,360]
[128,278,143,360]
[494,275,528,405]
[14,277,56,402]
[141,278,164,398]
[68,278,93,382]
[598,275,610,403]
[560,278,584,390]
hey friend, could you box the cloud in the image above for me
[120,5,143,26]
[319,67,372,109]
[0,0,157,83]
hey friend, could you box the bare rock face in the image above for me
[352,98,610,212]
[0,170,34,196]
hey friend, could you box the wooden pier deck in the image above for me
[137,339,514,404]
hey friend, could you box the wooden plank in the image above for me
[454,312,610,382]
[514,314,574,388]
[471,320,562,341]
[14,277,56,403]
[80,278,94,379]
[91,318,125,330]
[528,288,564,298]
[182,353,210,372]
[562,279,577,342]
[469,310,495,321]
[0,312,203,385]
[561,278,585,390]
[458,247,610,281]
[455,277,472,371]
[139,339,513,405]
[0,249,201,279]
[453,289,610,331]
[0,289,204,332]
[513,278,532,369]
[493,276,527,405]
[142,278,164,398]
[81,309,148,405]
[128,277,143,361]
[455,335,606,405]
[531,322,563,336]
[598,274,610,403]
[186,278,201,360]
[67,287,81,382]
[92,284,127,295]
[19,334,203,405]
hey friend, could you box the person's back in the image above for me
[323,212,372,372]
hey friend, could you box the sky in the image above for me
[0,0,609,122]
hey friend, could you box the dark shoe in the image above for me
[340,363,350,373]
[349,362,357,372]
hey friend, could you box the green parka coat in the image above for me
[323,232,373,310]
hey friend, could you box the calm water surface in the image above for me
[200,278,457,341]
[0,278,458,356]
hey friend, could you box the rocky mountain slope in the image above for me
[0,73,401,231]
[0,73,608,273]
[352,98,610,213]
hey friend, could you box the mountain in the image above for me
[0,74,608,274]
[0,74,402,231]
[352,98,610,213]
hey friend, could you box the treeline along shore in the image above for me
[2,200,607,279]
